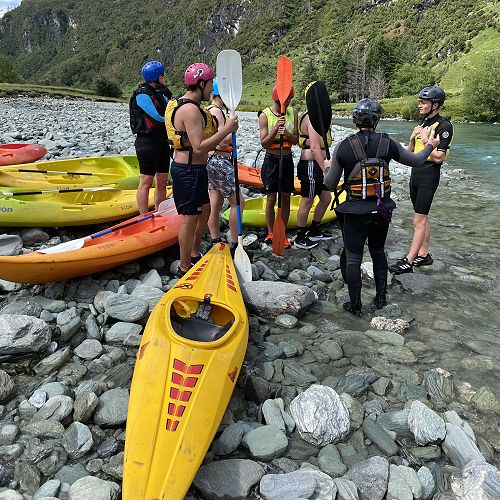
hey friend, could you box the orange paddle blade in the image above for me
[272,208,286,256]
[276,56,293,114]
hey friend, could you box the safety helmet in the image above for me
[352,98,383,127]
[212,77,220,96]
[184,63,215,86]
[418,86,445,105]
[141,61,164,82]
[272,85,295,101]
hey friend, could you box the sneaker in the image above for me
[307,228,332,241]
[343,301,362,317]
[264,233,273,244]
[389,257,414,275]
[176,265,191,278]
[191,252,203,265]
[413,253,433,267]
[294,235,319,250]
[284,237,293,249]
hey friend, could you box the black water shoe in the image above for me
[413,253,433,267]
[343,301,362,317]
[389,257,413,275]
[295,235,318,250]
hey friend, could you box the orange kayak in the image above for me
[0,143,47,166]
[0,205,182,284]
[238,163,300,193]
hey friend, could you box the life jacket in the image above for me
[298,111,332,149]
[206,104,232,154]
[258,106,295,149]
[129,83,171,135]
[414,116,451,162]
[165,97,218,151]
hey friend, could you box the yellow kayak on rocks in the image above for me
[0,186,157,227]
[221,192,345,228]
[123,243,248,500]
[0,155,141,190]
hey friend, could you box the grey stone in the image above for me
[262,399,286,432]
[32,296,67,313]
[94,388,129,427]
[241,281,316,318]
[417,466,436,500]
[193,459,265,500]
[470,386,500,414]
[386,464,413,500]
[270,457,299,474]
[275,314,298,329]
[97,438,119,459]
[377,410,412,438]
[31,395,73,423]
[0,234,22,256]
[0,444,22,461]
[34,445,68,476]
[407,400,446,445]
[213,422,246,456]
[68,476,120,500]
[423,368,454,410]
[372,377,392,396]
[346,456,389,500]
[57,362,87,385]
[364,329,405,346]
[94,291,115,313]
[1,300,42,317]
[0,490,23,500]
[318,444,347,477]
[394,273,433,295]
[22,420,65,439]
[242,425,288,460]
[319,340,344,360]
[19,228,50,246]
[259,470,317,499]
[0,314,51,357]
[340,393,364,431]
[62,422,93,459]
[338,367,379,397]
[101,451,123,480]
[105,322,142,343]
[450,460,500,500]
[28,389,47,408]
[299,463,338,499]
[377,344,416,364]
[370,316,409,334]
[104,294,148,322]
[307,265,330,281]
[56,307,82,341]
[74,339,103,360]
[335,477,360,500]
[73,392,98,423]
[141,269,162,288]
[131,284,164,312]
[288,269,312,283]
[398,465,423,499]
[279,341,298,358]
[442,422,485,467]
[283,361,317,386]
[32,479,61,500]
[0,423,18,445]
[34,346,71,375]
[443,410,476,443]
[24,438,54,464]
[289,385,350,446]
[0,370,14,403]
[362,418,398,456]
[84,314,101,340]
[54,465,87,486]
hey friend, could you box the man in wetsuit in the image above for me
[389,86,453,274]
[324,98,440,315]
[129,61,172,213]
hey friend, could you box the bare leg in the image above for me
[265,193,277,234]
[227,192,245,243]
[208,190,224,240]
[136,174,154,214]
[154,172,168,209]
[281,192,292,227]
[178,214,200,270]
[192,203,211,257]
[297,196,314,227]
[312,190,332,222]
[407,213,428,263]
[419,219,431,256]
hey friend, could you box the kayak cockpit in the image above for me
[170,296,235,343]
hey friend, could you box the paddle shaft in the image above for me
[232,132,243,238]
[16,168,115,176]
[1,186,119,197]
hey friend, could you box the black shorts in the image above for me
[171,161,209,215]
[297,159,328,198]
[409,163,441,215]
[260,153,295,194]
[134,134,170,176]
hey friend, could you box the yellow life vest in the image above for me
[207,104,232,154]
[259,106,295,149]
[298,111,332,149]
[165,98,218,151]
[414,118,451,161]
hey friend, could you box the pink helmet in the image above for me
[184,63,215,86]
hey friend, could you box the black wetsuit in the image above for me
[324,130,435,312]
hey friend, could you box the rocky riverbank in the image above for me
[0,97,499,500]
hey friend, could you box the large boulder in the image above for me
[0,314,51,358]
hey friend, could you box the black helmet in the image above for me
[352,98,383,127]
[418,86,445,105]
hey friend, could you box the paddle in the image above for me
[13,168,117,177]
[40,198,177,254]
[216,49,252,283]
[305,80,332,161]
[0,186,120,198]
[272,55,293,256]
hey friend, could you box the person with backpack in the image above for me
[389,86,454,274]
[323,98,440,316]
[206,77,245,255]
[129,61,172,213]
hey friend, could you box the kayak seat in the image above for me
[171,309,233,342]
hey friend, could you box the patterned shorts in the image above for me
[206,154,236,198]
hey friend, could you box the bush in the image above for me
[95,77,122,98]
[390,63,435,98]
[0,54,22,83]
[462,50,500,122]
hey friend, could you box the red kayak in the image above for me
[238,163,300,193]
[0,143,47,166]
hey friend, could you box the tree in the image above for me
[462,50,500,122]
[320,50,347,101]
[367,67,388,100]
[0,54,22,83]
[298,59,318,95]
[390,63,435,98]
[367,37,398,81]
[345,46,368,101]
[95,77,122,98]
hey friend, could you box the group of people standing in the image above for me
[129,58,453,315]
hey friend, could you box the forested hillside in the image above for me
[0,0,499,117]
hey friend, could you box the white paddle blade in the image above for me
[157,197,177,216]
[234,245,252,283]
[216,50,242,115]
[39,238,87,254]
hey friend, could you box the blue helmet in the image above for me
[141,61,164,82]
[212,77,220,96]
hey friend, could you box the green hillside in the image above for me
[0,0,499,118]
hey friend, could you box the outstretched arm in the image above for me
[136,94,165,123]
[323,143,343,190]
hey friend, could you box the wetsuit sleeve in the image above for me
[436,120,453,152]
[391,140,434,169]
[136,94,164,123]
[323,143,343,190]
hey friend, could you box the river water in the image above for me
[308,118,500,402]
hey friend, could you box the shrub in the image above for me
[390,64,435,98]
[0,55,22,83]
[95,77,122,98]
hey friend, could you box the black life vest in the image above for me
[129,83,172,135]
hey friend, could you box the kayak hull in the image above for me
[0,205,182,284]
[0,155,141,189]
[123,243,248,499]
[238,163,300,193]
[0,143,47,166]
[222,192,345,228]
[0,188,160,227]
